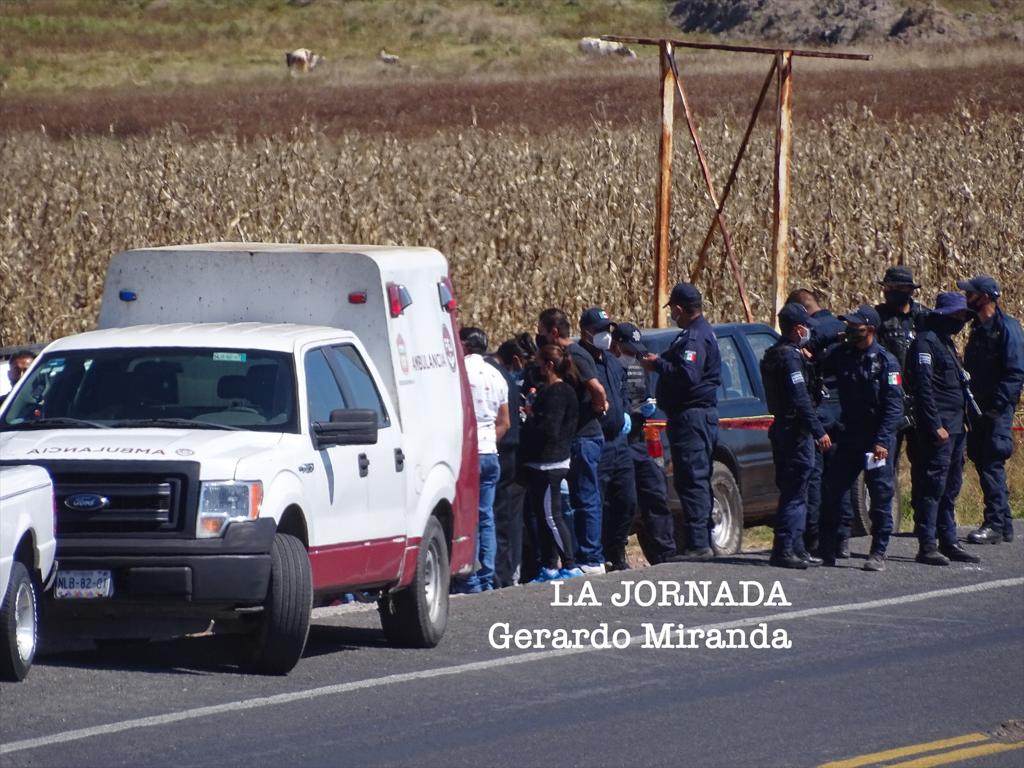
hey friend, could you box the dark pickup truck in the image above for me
[638,322,876,557]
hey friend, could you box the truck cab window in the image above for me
[328,345,390,427]
[717,336,755,401]
[304,349,348,424]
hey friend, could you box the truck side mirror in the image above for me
[312,408,379,448]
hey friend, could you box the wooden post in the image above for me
[653,41,674,328]
[771,50,794,329]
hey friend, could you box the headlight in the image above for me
[196,481,263,538]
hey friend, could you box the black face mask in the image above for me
[884,289,913,307]
[535,333,550,351]
[934,316,967,336]
[845,327,868,345]
[966,295,987,312]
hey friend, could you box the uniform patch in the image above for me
[790,371,805,384]
[683,350,697,363]
[888,372,902,386]
[917,352,932,366]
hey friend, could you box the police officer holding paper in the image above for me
[906,292,981,566]
[819,305,904,571]
[958,276,1024,545]
[760,303,832,569]
[642,283,722,561]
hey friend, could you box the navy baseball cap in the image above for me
[931,291,972,316]
[777,302,816,328]
[579,307,613,332]
[879,265,921,288]
[839,304,881,327]
[611,322,648,354]
[957,275,1000,299]
[665,282,702,308]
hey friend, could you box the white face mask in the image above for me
[796,326,811,347]
[592,331,613,351]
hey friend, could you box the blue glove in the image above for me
[640,398,657,418]
[621,413,632,434]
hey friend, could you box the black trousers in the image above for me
[524,466,574,571]
[493,448,526,588]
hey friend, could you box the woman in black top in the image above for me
[520,345,582,581]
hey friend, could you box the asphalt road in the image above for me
[3,524,1022,768]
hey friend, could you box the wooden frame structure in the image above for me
[603,36,870,328]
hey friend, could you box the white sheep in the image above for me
[577,37,637,60]
[285,48,324,73]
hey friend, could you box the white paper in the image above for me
[865,452,887,471]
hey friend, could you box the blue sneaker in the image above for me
[558,567,584,579]
[530,567,562,583]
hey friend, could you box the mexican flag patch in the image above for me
[683,350,698,363]
[888,372,901,386]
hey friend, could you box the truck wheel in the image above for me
[710,461,743,555]
[246,533,312,675]
[850,474,902,537]
[378,516,449,648]
[0,561,38,682]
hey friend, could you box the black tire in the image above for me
[246,533,312,675]
[0,561,38,682]
[851,473,902,537]
[710,461,743,555]
[379,516,449,648]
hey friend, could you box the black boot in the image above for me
[915,546,950,566]
[769,551,809,570]
[967,526,1002,545]
[836,538,851,559]
[940,544,981,564]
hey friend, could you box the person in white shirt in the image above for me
[456,327,510,593]
[0,349,36,402]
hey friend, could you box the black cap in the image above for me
[459,326,488,354]
[610,322,648,354]
[579,307,613,332]
[665,282,702,308]
[839,304,881,327]
[957,275,1000,299]
[777,302,816,328]
[879,265,921,288]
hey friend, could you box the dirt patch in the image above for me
[2,62,1022,139]
[989,720,1024,744]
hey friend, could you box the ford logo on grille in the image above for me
[64,493,110,512]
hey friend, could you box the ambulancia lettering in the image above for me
[27,447,167,455]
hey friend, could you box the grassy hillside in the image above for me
[1,0,680,93]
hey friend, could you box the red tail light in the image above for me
[644,424,664,459]
[386,282,413,318]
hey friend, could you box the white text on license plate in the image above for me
[55,570,113,599]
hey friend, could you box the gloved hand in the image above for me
[983,408,1002,422]
[640,398,657,418]
[621,413,632,434]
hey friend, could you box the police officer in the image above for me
[611,321,678,564]
[578,307,637,572]
[761,303,833,569]
[875,266,930,509]
[958,276,1024,545]
[642,283,722,561]
[788,288,847,555]
[906,292,981,565]
[820,305,904,571]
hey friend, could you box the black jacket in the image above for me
[519,381,579,464]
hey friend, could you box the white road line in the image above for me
[3,577,1022,756]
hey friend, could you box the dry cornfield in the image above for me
[1,104,1022,346]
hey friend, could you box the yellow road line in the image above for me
[820,734,990,768]
[884,741,1024,768]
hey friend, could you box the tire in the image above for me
[246,533,312,675]
[0,561,38,682]
[710,461,743,555]
[379,516,449,648]
[851,473,902,537]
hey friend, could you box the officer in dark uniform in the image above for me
[578,307,637,572]
[760,303,833,569]
[875,266,930,514]
[820,305,904,571]
[642,283,722,561]
[905,292,981,565]
[611,322,678,564]
[788,288,847,555]
[958,276,1024,545]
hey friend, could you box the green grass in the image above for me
[0,0,679,93]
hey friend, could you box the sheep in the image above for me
[378,48,401,65]
[285,48,324,73]
[577,37,638,60]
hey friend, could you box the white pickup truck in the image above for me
[0,464,56,681]
[0,244,479,674]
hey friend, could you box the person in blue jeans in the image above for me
[536,308,609,575]
[456,327,510,593]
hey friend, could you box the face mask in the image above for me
[511,371,525,386]
[592,331,613,351]
[884,289,913,307]
[796,326,811,347]
[615,352,634,366]
[966,294,987,312]
[845,326,868,345]
[535,333,550,350]
[935,316,967,336]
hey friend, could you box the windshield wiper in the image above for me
[1,417,110,430]
[110,418,243,431]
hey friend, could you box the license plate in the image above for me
[55,570,113,599]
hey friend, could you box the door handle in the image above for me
[358,453,370,478]
[394,448,405,472]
